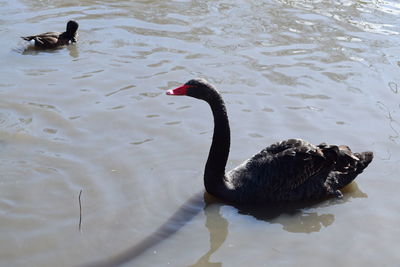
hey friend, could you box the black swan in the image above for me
[21,20,78,48]
[166,78,373,203]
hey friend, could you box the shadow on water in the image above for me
[83,191,206,267]
[84,183,367,267]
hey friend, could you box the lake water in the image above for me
[1,0,399,266]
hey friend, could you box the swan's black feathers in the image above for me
[225,138,372,203]
[265,138,318,155]
[227,139,331,202]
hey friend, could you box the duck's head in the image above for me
[66,20,79,34]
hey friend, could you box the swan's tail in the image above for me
[331,149,373,190]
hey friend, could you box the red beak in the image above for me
[166,84,190,95]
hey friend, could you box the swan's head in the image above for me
[66,20,79,33]
[166,78,219,101]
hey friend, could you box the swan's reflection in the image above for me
[188,182,367,266]
[187,195,227,267]
[236,182,366,233]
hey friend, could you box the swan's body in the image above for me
[167,79,373,204]
[21,20,78,48]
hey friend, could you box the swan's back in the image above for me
[225,138,373,203]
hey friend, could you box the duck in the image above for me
[166,78,373,204]
[21,20,78,48]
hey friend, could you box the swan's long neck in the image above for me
[204,93,230,196]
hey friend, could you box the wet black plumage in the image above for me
[167,78,373,204]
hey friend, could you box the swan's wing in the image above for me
[265,138,318,155]
[268,142,338,190]
[227,139,339,200]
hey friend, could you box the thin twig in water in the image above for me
[79,189,83,231]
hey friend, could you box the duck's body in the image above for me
[21,20,78,48]
[167,79,373,204]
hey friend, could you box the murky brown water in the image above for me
[1,0,399,266]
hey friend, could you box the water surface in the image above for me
[1,0,399,266]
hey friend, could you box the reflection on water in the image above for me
[17,42,79,58]
[237,183,367,233]
[187,182,367,266]
[20,45,64,55]
[278,0,400,35]
[188,201,227,267]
